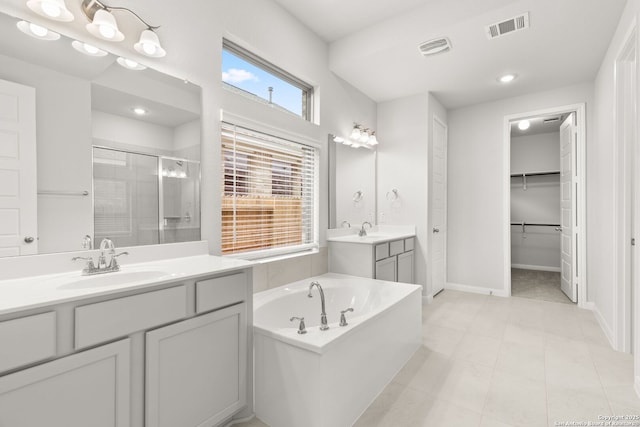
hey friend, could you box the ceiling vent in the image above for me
[418,37,452,57]
[486,12,529,39]
[543,117,561,123]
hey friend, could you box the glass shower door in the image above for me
[93,147,160,247]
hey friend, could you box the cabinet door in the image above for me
[146,303,247,427]
[397,251,415,284]
[0,339,130,427]
[375,256,397,282]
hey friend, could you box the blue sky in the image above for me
[222,50,303,117]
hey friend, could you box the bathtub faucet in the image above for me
[308,281,329,330]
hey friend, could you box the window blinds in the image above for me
[221,123,318,257]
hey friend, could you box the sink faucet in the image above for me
[359,221,372,237]
[308,281,329,330]
[72,238,128,276]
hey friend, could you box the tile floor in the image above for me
[236,291,640,427]
[511,268,572,305]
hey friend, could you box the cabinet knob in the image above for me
[433,228,440,233]
[24,236,35,243]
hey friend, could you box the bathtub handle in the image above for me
[290,316,307,334]
[340,308,354,327]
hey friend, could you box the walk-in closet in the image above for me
[510,113,575,304]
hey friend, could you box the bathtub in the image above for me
[253,273,422,427]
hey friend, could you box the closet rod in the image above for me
[510,222,560,227]
[510,171,560,178]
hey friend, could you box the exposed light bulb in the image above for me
[359,129,370,143]
[29,23,48,37]
[518,120,530,130]
[41,2,61,18]
[350,126,361,140]
[98,24,115,39]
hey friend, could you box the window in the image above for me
[221,123,318,258]
[222,39,313,121]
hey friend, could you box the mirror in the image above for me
[0,11,202,256]
[328,135,376,229]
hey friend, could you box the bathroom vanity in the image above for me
[0,247,253,427]
[327,226,416,283]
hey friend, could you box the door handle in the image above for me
[433,228,440,233]
[555,227,562,232]
[24,236,35,243]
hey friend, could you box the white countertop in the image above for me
[326,224,416,245]
[0,255,254,316]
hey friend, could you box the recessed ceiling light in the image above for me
[133,107,147,115]
[499,74,516,83]
[518,120,530,130]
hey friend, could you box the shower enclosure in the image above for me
[93,147,200,248]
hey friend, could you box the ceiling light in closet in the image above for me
[518,120,530,130]
[499,74,516,83]
[132,107,147,115]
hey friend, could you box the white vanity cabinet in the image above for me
[0,339,131,427]
[146,303,246,427]
[329,236,415,283]
[0,266,252,427]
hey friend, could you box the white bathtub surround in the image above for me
[253,273,422,427]
[251,247,329,293]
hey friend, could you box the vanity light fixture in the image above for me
[117,57,146,70]
[333,136,345,143]
[344,123,380,149]
[26,0,167,58]
[518,119,530,130]
[71,40,107,56]
[16,20,60,40]
[27,0,74,22]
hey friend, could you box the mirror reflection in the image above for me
[328,135,376,229]
[0,11,202,256]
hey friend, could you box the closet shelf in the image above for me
[510,222,561,227]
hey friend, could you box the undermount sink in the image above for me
[58,270,172,290]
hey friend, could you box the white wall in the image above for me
[447,83,593,293]
[92,111,174,154]
[511,132,560,173]
[377,92,447,293]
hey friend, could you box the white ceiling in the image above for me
[274,0,627,108]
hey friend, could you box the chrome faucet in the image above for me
[72,238,128,276]
[359,221,372,237]
[308,281,329,330]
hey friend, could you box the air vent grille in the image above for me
[486,12,529,39]
[543,117,561,123]
[418,37,452,57]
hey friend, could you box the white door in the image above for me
[560,113,577,302]
[0,79,37,257]
[431,116,447,295]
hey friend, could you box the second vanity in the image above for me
[327,225,416,283]
[0,242,253,427]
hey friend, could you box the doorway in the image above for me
[430,115,448,296]
[503,104,586,307]
[614,23,637,354]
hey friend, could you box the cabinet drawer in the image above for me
[405,237,415,251]
[196,272,247,313]
[75,286,187,349]
[389,239,404,256]
[0,312,56,373]
[375,243,389,261]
